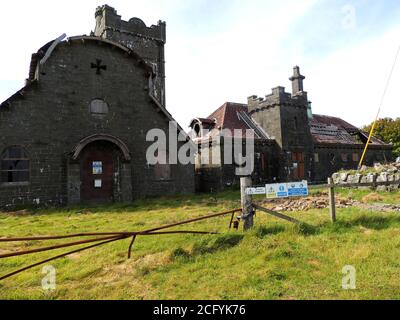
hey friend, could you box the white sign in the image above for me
[94,179,102,188]
[266,183,288,199]
[245,181,309,199]
[287,180,309,197]
[246,187,266,195]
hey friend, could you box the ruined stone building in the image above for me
[0,5,194,207]
[190,67,393,191]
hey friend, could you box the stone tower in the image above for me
[93,5,166,106]
[247,66,314,180]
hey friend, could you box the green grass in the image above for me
[309,186,400,204]
[0,190,400,300]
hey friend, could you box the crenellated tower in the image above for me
[247,66,314,180]
[93,5,166,106]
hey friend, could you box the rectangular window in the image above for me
[341,153,348,162]
[1,147,30,183]
[1,170,30,183]
[314,153,319,163]
[352,153,359,162]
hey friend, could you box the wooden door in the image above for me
[81,144,114,203]
[292,152,305,180]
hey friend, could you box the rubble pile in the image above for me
[259,195,356,212]
[258,195,400,212]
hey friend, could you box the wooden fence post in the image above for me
[328,178,336,223]
[240,176,254,231]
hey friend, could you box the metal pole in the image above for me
[240,176,254,230]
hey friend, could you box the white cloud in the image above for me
[0,0,398,131]
[307,26,400,127]
[166,0,318,127]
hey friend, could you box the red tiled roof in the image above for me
[204,102,270,138]
[208,102,249,131]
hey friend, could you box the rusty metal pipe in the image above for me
[0,232,133,242]
[139,230,219,236]
[137,208,242,234]
[228,212,235,229]
[127,235,137,259]
[0,235,122,259]
[0,230,220,243]
[0,209,240,281]
[0,209,241,242]
[0,236,127,281]
[0,230,220,260]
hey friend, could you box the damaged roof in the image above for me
[310,114,388,146]
[193,103,390,146]
[28,40,56,81]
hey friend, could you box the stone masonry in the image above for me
[0,5,194,208]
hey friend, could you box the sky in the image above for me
[0,0,399,130]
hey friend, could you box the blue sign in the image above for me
[277,184,288,197]
[287,181,309,197]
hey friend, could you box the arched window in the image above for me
[1,147,30,183]
[89,99,109,118]
[154,150,171,181]
[194,123,201,137]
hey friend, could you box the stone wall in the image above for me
[332,162,400,191]
[313,145,393,183]
[195,138,280,192]
[0,38,194,208]
[247,84,314,182]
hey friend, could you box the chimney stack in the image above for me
[289,66,305,95]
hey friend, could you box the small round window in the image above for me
[90,99,109,118]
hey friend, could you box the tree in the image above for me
[361,117,400,157]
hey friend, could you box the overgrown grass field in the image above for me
[0,188,400,300]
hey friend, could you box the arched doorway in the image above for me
[68,134,131,204]
[80,141,115,202]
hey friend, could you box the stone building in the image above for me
[0,5,194,208]
[190,66,393,191]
